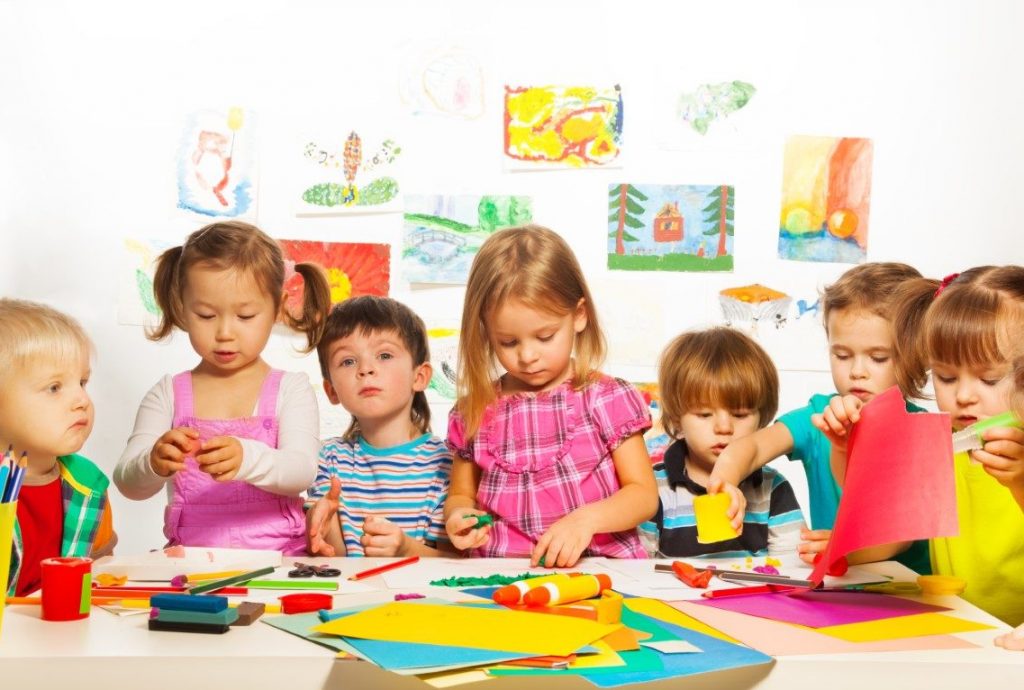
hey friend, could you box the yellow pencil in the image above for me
[170,569,249,586]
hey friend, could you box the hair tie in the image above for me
[934,272,960,299]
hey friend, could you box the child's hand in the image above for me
[811,394,864,451]
[149,427,199,477]
[532,510,595,568]
[995,622,1024,651]
[973,425,1024,491]
[307,476,342,556]
[195,436,243,481]
[445,511,491,552]
[797,528,832,565]
[361,516,409,557]
[706,476,747,533]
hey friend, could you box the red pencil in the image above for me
[347,556,419,581]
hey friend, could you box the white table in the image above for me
[2,558,1023,689]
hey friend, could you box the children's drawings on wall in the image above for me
[118,238,172,327]
[403,194,532,285]
[608,184,734,272]
[277,240,390,318]
[678,81,756,136]
[633,382,672,465]
[297,132,402,214]
[399,45,484,119]
[717,284,829,372]
[176,107,257,219]
[778,135,873,264]
[425,327,460,402]
[504,85,623,169]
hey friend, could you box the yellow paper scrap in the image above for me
[314,602,620,657]
[625,598,738,643]
[816,613,994,642]
[419,669,494,688]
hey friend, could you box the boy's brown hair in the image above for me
[316,296,432,441]
[658,327,778,440]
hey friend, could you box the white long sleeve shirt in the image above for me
[115,371,320,501]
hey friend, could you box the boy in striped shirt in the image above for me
[306,297,451,557]
[646,327,806,559]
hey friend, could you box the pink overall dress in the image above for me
[164,370,307,555]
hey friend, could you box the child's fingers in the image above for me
[531,534,552,567]
[327,475,342,501]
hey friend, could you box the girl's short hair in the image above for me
[657,327,778,439]
[0,298,92,381]
[923,265,1024,371]
[457,225,605,438]
[823,262,930,399]
[148,221,331,351]
[317,296,431,441]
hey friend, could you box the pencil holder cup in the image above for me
[0,501,17,636]
[693,493,739,544]
[41,556,92,621]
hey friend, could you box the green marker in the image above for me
[952,411,1022,454]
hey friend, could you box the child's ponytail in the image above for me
[282,262,331,353]
[147,244,186,342]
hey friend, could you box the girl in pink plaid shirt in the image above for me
[443,226,659,568]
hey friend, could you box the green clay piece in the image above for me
[428,572,548,588]
[471,514,494,527]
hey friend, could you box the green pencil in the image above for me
[188,566,277,595]
[244,580,339,591]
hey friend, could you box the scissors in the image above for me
[288,561,342,578]
[843,581,922,595]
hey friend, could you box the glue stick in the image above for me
[523,573,612,606]
[492,573,571,605]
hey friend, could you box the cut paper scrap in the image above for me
[264,609,528,674]
[815,612,994,643]
[488,640,626,675]
[669,600,979,656]
[810,386,957,585]
[584,608,773,688]
[640,640,702,654]
[692,589,950,628]
[419,669,494,688]
[314,601,620,657]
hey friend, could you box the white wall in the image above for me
[1,0,1021,553]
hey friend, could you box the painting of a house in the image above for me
[653,202,684,242]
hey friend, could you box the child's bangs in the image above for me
[681,363,763,414]
[927,298,1010,369]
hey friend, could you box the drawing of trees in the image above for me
[702,185,734,257]
[609,184,647,254]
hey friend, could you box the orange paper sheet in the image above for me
[811,387,958,584]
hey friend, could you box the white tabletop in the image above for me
[1,557,1022,689]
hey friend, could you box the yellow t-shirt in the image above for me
[930,452,1024,626]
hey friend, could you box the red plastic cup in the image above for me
[41,556,92,621]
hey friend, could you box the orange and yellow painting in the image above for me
[503,85,623,169]
[277,240,389,317]
[778,135,873,263]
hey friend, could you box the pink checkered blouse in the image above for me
[447,375,651,559]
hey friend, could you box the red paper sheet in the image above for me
[809,386,958,584]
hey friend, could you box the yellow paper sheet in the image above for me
[815,613,994,642]
[419,669,494,688]
[314,602,620,657]
[625,598,738,643]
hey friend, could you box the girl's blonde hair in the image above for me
[658,327,778,440]
[316,296,432,441]
[149,221,331,351]
[0,299,92,383]
[822,262,930,399]
[457,225,605,438]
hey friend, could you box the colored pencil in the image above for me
[244,579,338,591]
[188,566,276,595]
[347,556,419,581]
[172,569,249,586]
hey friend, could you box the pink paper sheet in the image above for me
[670,601,978,656]
[692,590,949,628]
[810,386,958,584]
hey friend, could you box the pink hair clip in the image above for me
[934,272,960,299]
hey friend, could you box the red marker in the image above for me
[347,556,420,581]
[523,573,612,606]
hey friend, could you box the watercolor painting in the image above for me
[176,107,257,218]
[403,194,532,285]
[678,81,756,135]
[425,327,460,402]
[118,238,172,326]
[608,184,734,272]
[277,240,390,317]
[504,85,623,169]
[297,132,402,214]
[633,382,672,465]
[400,45,484,119]
[778,135,873,263]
